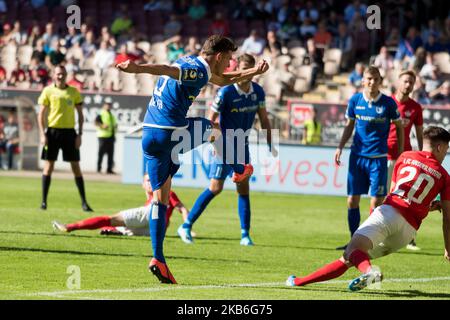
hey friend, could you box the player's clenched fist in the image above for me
[445,249,450,262]
[255,59,269,74]
[116,59,138,73]
[334,148,342,166]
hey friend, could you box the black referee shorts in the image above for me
[41,128,80,162]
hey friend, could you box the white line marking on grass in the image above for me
[23,276,450,299]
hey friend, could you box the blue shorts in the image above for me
[208,146,250,180]
[142,117,213,191]
[347,152,387,197]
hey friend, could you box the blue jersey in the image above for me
[211,82,265,133]
[143,55,211,129]
[346,92,400,157]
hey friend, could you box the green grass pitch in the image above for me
[1,176,450,300]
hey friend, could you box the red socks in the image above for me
[348,249,372,273]
[294,259,349,286]
[66,216,112,232]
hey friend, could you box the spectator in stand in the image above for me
[232,0,257,21]
[32,39,47,64]
[344,0,367,23]
[412,76,431,105]
[111,5,133,37]
[299,16,317,40]
[429,80,450,103]
[46,39,66,69]
[255,0,273,21]
[277,0,291,24]
[208,12,230,37]
[327,11,340,37]
[332,23,353,70]
[394,27,424,67]
[65,26,81,49]
[373,46,394,76]
[314,20,333,48]
[65,56,80,74]
[10,21,27,45]
[420,64,443,94]
[66,41,84,65]
[66,71,83,92]
[99,26,117,49]
[349,62,365,88]
[188,0,207,20]
[424,34,444,53]
[27,24,42,47]
[241,29,267,57]
[298,0,320,23]
[173,0,189,16]
[0,66,7,88]
[164,35,185,63]
[276,56,296,103]
[276,13,298,45]
[408,47,427,74]
[349,12,370,59]
[93,41,116,74]
[127,41,145,63]
[42,23,59,54]
[421,19,440,43]
[81,31,96,59]
[420,52,434,76]
[304,38,323,88]
[115,44,139,65]
[266,30,282,59]
[385,27,400,48]
[184,36,201,56]
[0,23,12,45]
[9,60,25,85]
[163,14,182,38]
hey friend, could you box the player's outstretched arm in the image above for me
[116,60,180,80]
[209,59,269,86]
[335,119,355,166]
[441,200,450,262]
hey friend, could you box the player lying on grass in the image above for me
[52,175,193,236]
[287,126,450,291]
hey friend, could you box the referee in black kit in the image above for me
[37,65,93,212]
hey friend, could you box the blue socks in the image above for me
[348,207,360,236]
[183,189,216,228]
[238,194,251,236]
[149,202,167,263]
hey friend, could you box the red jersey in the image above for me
[144,191,182,208]
[387,95,423,160]
[384,151,450,230]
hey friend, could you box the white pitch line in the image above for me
[22,276,450,298]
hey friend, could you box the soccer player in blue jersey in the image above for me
[334,66,404,250]
[177,53,276,246]
[116,36,269,284]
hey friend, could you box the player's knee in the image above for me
[210,185,223,195]
[347,197,360,208]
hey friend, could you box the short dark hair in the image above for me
[201,35,238,56]
[237,53,255,67]
[423,126,450,144]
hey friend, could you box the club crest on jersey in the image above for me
[376,106,384,114]
[198,72,204,79]
[183,68,198,81]
[251,94,257,101]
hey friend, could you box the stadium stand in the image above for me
[0,0,448,107]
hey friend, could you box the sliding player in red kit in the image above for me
[287,126,450,291]
[52,175,191,236]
